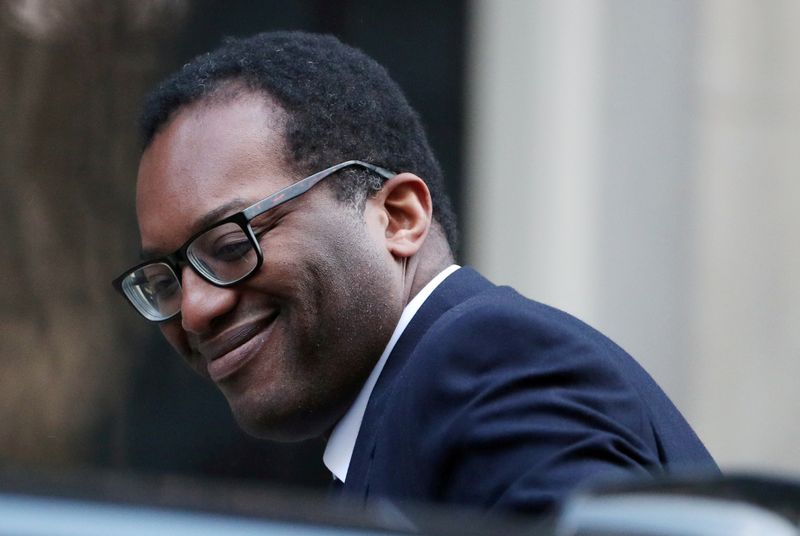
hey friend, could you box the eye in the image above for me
[147,275,180,299]
[211,238,252,262]
[191,222,254,264]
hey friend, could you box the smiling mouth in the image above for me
[198,310,280,382]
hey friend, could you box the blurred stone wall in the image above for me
[0,0,185,468]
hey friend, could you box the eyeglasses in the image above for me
[113,160,395,322]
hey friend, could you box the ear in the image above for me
[369,172,432,258]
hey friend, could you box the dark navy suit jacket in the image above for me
[342,268,716,516]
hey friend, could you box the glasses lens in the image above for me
[121,262,181,321]
[187,222,258,284]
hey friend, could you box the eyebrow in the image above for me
[139,197,250,260]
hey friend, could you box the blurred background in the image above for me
[1,0,797,500]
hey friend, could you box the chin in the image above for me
[235,415,328,443]
[228,399,333,443]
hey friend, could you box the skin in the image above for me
[136,92,452,441]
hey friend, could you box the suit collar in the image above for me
[344,267,495,491]
[367,266,493,416]
[323,265,460,481]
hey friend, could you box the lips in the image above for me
[196,310,280,382]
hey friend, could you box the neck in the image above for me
[401,225,454,306]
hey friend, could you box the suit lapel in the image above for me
[343,267,494,500]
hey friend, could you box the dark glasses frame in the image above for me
[112,160,395,321]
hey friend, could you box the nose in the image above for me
[179,266,238,334]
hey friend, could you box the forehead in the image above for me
[136,97,293,252]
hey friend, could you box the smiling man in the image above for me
[133,95,409,441]
[114,31,717,517]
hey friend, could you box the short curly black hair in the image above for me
[140,31,458,253]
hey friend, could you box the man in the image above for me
[114,31,717,517]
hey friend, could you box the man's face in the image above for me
[136,96,402,441]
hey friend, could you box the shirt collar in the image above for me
[322,264,461,482]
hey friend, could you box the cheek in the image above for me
[159,320,185,349]
[159,321,204,373]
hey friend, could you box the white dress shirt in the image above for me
[323,264,461,482]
